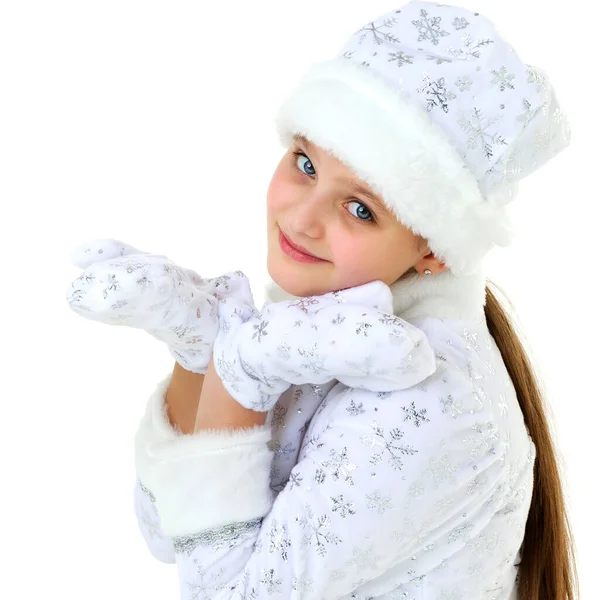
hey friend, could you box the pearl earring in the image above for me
[424,269,432,275]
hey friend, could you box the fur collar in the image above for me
[262,264,487,324]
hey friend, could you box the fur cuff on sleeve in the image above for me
[133,374,275,538]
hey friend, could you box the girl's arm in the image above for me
[165,362,205,434]
[193,358,268,432]
[164,359,267,435]
[134,380,507,598]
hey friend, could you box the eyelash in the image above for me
[291,150,376,224]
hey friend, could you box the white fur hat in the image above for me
[273,0,571,275]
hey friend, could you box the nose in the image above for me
[286,191,332,236]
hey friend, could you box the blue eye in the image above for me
[291,150,376,223]
[293,151,316,176]
[347,201,374,222]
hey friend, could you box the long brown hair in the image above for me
[484,279,579,599]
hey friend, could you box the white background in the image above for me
[0,0,596,597]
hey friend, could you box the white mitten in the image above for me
[66,238,255,374]
[212,280,438,412]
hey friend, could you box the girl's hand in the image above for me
[212,280,438,412]
[65,238,256,374]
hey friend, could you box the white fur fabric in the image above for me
[133,375,275,538]
[274,57,514,276]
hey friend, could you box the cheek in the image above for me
[329,235,372,271]
[266,168,294,216]
[331,232,392,278]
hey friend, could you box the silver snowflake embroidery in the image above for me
[487,150,524,186]
[426,54,453,65]
[464,359,490,407]
[407,480,425,498]
[346,398,366,416]
[331,312,346,325]
[267,519,292,561]
[272,440,296,461]
[412,8,450,45]
[397,347,425,376]
[468,560,484,578]
[407,570,427,587]
[270,402,287,429]
[121,259,147,274]
[448,522,474,543]
[402,400,431,427]
[462,328,480,353]
[259,568,283,595]
[251,319,269,342]
[417,72,457,112]
[356,320,373,336]
[453,16,470,30]
[526,66,547,92]
[424,453,460,486]
[292,575,314,595]
[296,502,341,556]
[331,494,356,518]
[322,446,357,485]
[455,75,473,91]
[362,422,418,471]
[288,471,304,488]
[491,66,516,91]
[183,562,228,597]
[136,502,164,543]
[269,462,285,493]
[448,33,494,60]
[348,545,381,572]
[433,496,455,516]
[440,393,464,418]
[110,300,129,310]
[75,271,95,285]
[463,421,500,462]
[366,490,393,514]
[289,296,319,314]
[466,471,490,496]
[136,272,153,291]
[296,342,328,376]
[458,107,507,160]
[388,49,414,67]
[355,17,401,45]
[101,273,120,299]
[466,530,502,557]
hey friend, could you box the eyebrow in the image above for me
[293,135,389,215]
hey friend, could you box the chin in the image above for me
[266,253,328,298]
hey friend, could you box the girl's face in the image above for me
[266,135,440,297]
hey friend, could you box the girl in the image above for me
[67,2,578,599]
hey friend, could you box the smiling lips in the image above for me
[278,228,325,263]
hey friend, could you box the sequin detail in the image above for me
[172,518,263,556]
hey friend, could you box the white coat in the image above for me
[133,265,535,600]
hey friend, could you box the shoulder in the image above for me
[308,313,512,470]
[296,377,510,552]
[310,311,532,480]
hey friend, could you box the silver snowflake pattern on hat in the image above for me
[412,7,450,45]
[337,0,571,201]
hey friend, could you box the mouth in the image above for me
[278,227,325,263]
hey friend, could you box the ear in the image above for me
[414,252,448,275]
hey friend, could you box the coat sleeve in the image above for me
[133,476,176,564]
[133,375,508,599]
